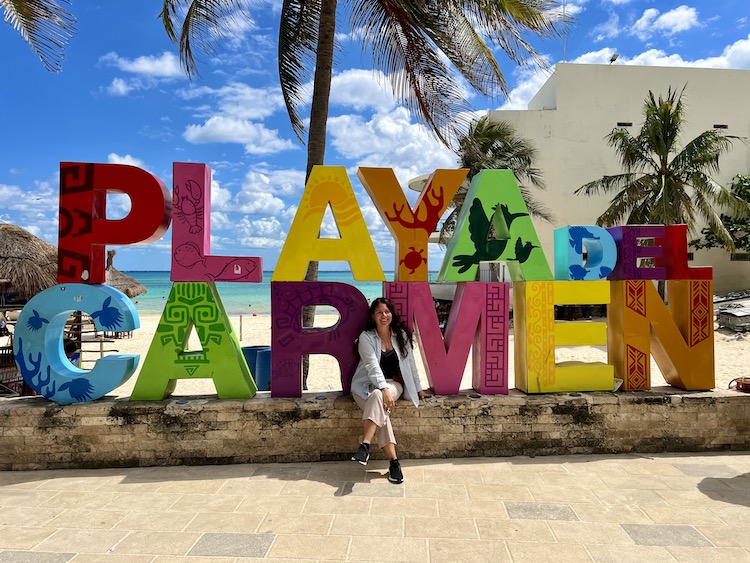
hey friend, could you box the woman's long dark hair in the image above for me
[363,297,413,358]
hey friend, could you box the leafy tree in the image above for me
[690,174,750,253]
[1,0,75,72]
[440,115,553,246]
[575,87,750,251]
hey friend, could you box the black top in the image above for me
[380,349,403,383]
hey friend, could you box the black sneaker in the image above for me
[388,459,403,484]
[351,443,370,465]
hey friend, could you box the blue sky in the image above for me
[2,0,749,272]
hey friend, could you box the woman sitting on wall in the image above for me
[350,297,432,483]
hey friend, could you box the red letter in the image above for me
[58,163,171,283]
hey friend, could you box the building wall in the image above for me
[1,392,749,470]
[489,63,750,294]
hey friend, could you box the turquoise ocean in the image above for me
[125,271,435,316]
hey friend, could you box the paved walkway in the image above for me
[0,452,749,562]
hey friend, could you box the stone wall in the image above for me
[1,389,749,470]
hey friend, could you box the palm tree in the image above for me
[440,115,553,245]
[575,86,750,250]
[11,0,563,385]
[160,1,561,386]
[1,0,75,72]
[160,2,561,164]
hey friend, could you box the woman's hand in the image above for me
[382,388,396,412]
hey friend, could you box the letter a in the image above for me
[273,166,384,281]
[438,169,552,282]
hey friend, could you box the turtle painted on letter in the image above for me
[400,247,427,274]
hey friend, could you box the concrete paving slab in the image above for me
[621,523,713,547]
[187,532,274,558]
[0,452,747,561]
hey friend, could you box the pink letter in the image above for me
[171,163,262,283]
[386,282,510,395]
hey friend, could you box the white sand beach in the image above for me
[108,314,749,399]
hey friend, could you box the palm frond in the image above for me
[463,0,560,69]
[159,0,254,78]
[574,173,638,197]
[278,0,320,142]
[671,130,738,177]
[351,0,559,147]
[2,0,75,72]
[692,186,736,250]
[351,0,469,146]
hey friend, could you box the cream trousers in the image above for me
[352,380,403,447]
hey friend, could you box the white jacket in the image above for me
[350,329,422,407]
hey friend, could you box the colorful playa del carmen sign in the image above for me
[12,162,714,404]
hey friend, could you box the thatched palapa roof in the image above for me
[0,224,146,302]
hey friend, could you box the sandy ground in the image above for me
[105,313,749,399]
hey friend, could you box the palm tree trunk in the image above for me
[301,0,337,389]
[306,0,336,177]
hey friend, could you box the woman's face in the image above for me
[372,303,392,328]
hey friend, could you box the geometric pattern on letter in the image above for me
[58,162,171,284]
[625,280,647,317]
[472,283,509,394]
[690,280,711,347]
[130,282,255,401]
[383,281,409,327]
[513,281,556,393]
[625,343,648,391]
[528,281,556,389]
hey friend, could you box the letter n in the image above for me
[608,280,714,390]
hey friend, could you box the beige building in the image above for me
[488,63,750,295]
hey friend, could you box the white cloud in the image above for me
[183,116,295,154]
[493,32,750,112]
[99,51,184,78]
[234,190,285,215]
[327,106,456,186]
[329,69,397,112]
[0,179,60,229]
[106,77,134,96]
[234,216,286,248]
[107,153,148,169]
[621,35,750,69]
[0,184,26,204]
[573,47,620,65]
[210,169,287,216]
[547,2,585,19]
[632,6,700,41]
[178,82,285,120]
[591,12,622,42]
[179,82,295,155]
[239,166,305,197]
[210,179,233,210]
